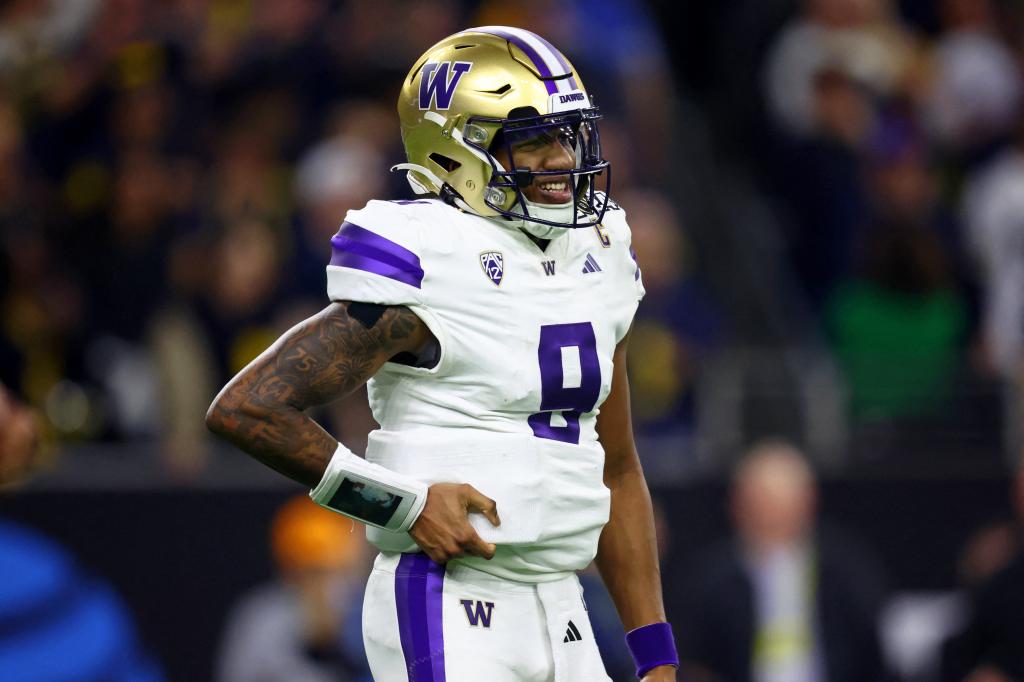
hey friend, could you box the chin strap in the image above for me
[390,162,443,195]
[390,163,478,214]
[505,197,576,240]
[393,161,578,240]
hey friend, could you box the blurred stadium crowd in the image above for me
[2,0,1024,680]
[0,0,714,479]
[642,0,1024,477]
[1,0,1024,481]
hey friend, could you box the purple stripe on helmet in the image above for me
[329,222,424,288]
[472,27,558,95]
[630,246,641,281]
[530,32,579,90]
[396,553,446,681]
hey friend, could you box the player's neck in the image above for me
[518,228,550,252]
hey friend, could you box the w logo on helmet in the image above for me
[418,61,472,110]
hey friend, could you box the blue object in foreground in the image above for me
[0,521,163,682]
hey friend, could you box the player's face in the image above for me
[492,125,576,205]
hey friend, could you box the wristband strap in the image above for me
[310,443,428,532]
[626,622,679,678]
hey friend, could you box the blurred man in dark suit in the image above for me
[678,440,888,682]
[943,469,1024,682]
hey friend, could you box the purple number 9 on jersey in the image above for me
[528,322,601,445]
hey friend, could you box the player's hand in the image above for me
[640,665,677,681]
[410,483,500,563]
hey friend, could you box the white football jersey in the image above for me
[325,197,644,582]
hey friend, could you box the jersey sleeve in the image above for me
[326,200,424,307]
[628,243,645,302]
[602,200,645,303]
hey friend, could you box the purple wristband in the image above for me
[625,622,679,678]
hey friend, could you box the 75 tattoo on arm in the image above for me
[205,301,432,487]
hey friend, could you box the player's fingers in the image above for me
[462,484,501,527]
[421,543,450,564]
[460,527,497,560]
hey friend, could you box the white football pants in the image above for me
[362,552,612,681]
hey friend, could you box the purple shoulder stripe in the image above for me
[396,553,446,681]
[330,222,424,289]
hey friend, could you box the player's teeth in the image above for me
[540,182,566,191]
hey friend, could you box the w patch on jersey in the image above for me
[480,251,504,286]
[419,61,472,110]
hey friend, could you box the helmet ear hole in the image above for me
[507,106,540,119]
[488,130,505,153]
[428,152,461,173]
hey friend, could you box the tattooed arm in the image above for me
[205,302,429,487]
[205,301,499,562]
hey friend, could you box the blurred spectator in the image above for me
[963,118,1024,383]
[216,495,372,682]
[677,440,887,682]
[771,66,874,306]
[763,0,919,138]
[826,120,969,422]
[825,221,967,421]
[0,382,41,486]
[942,469,1024,682]
[325,0,463,98]
[292,101,391,296]
[0,519,162,680]
[922,0,1023,154]
[622,189,722,445]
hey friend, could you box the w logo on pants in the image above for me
[419,62,473,110]
[460,599,494,628]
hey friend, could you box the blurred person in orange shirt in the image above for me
[0,382,41,486]
[216,495,372,682]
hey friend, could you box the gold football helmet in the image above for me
[395,26,610,237]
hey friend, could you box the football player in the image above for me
[207,26,678,681]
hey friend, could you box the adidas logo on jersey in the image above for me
[581,253,602,274]
[563,620,584,643]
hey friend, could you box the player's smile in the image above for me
[493,130,577,205]
[527,172,573,204]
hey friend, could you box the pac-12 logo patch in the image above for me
[480,251,504,286]
[419,61,472,110]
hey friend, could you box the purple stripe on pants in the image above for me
[396,553,446,681]
[329,222,424,288]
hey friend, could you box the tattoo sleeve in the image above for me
[206,301,431,487]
